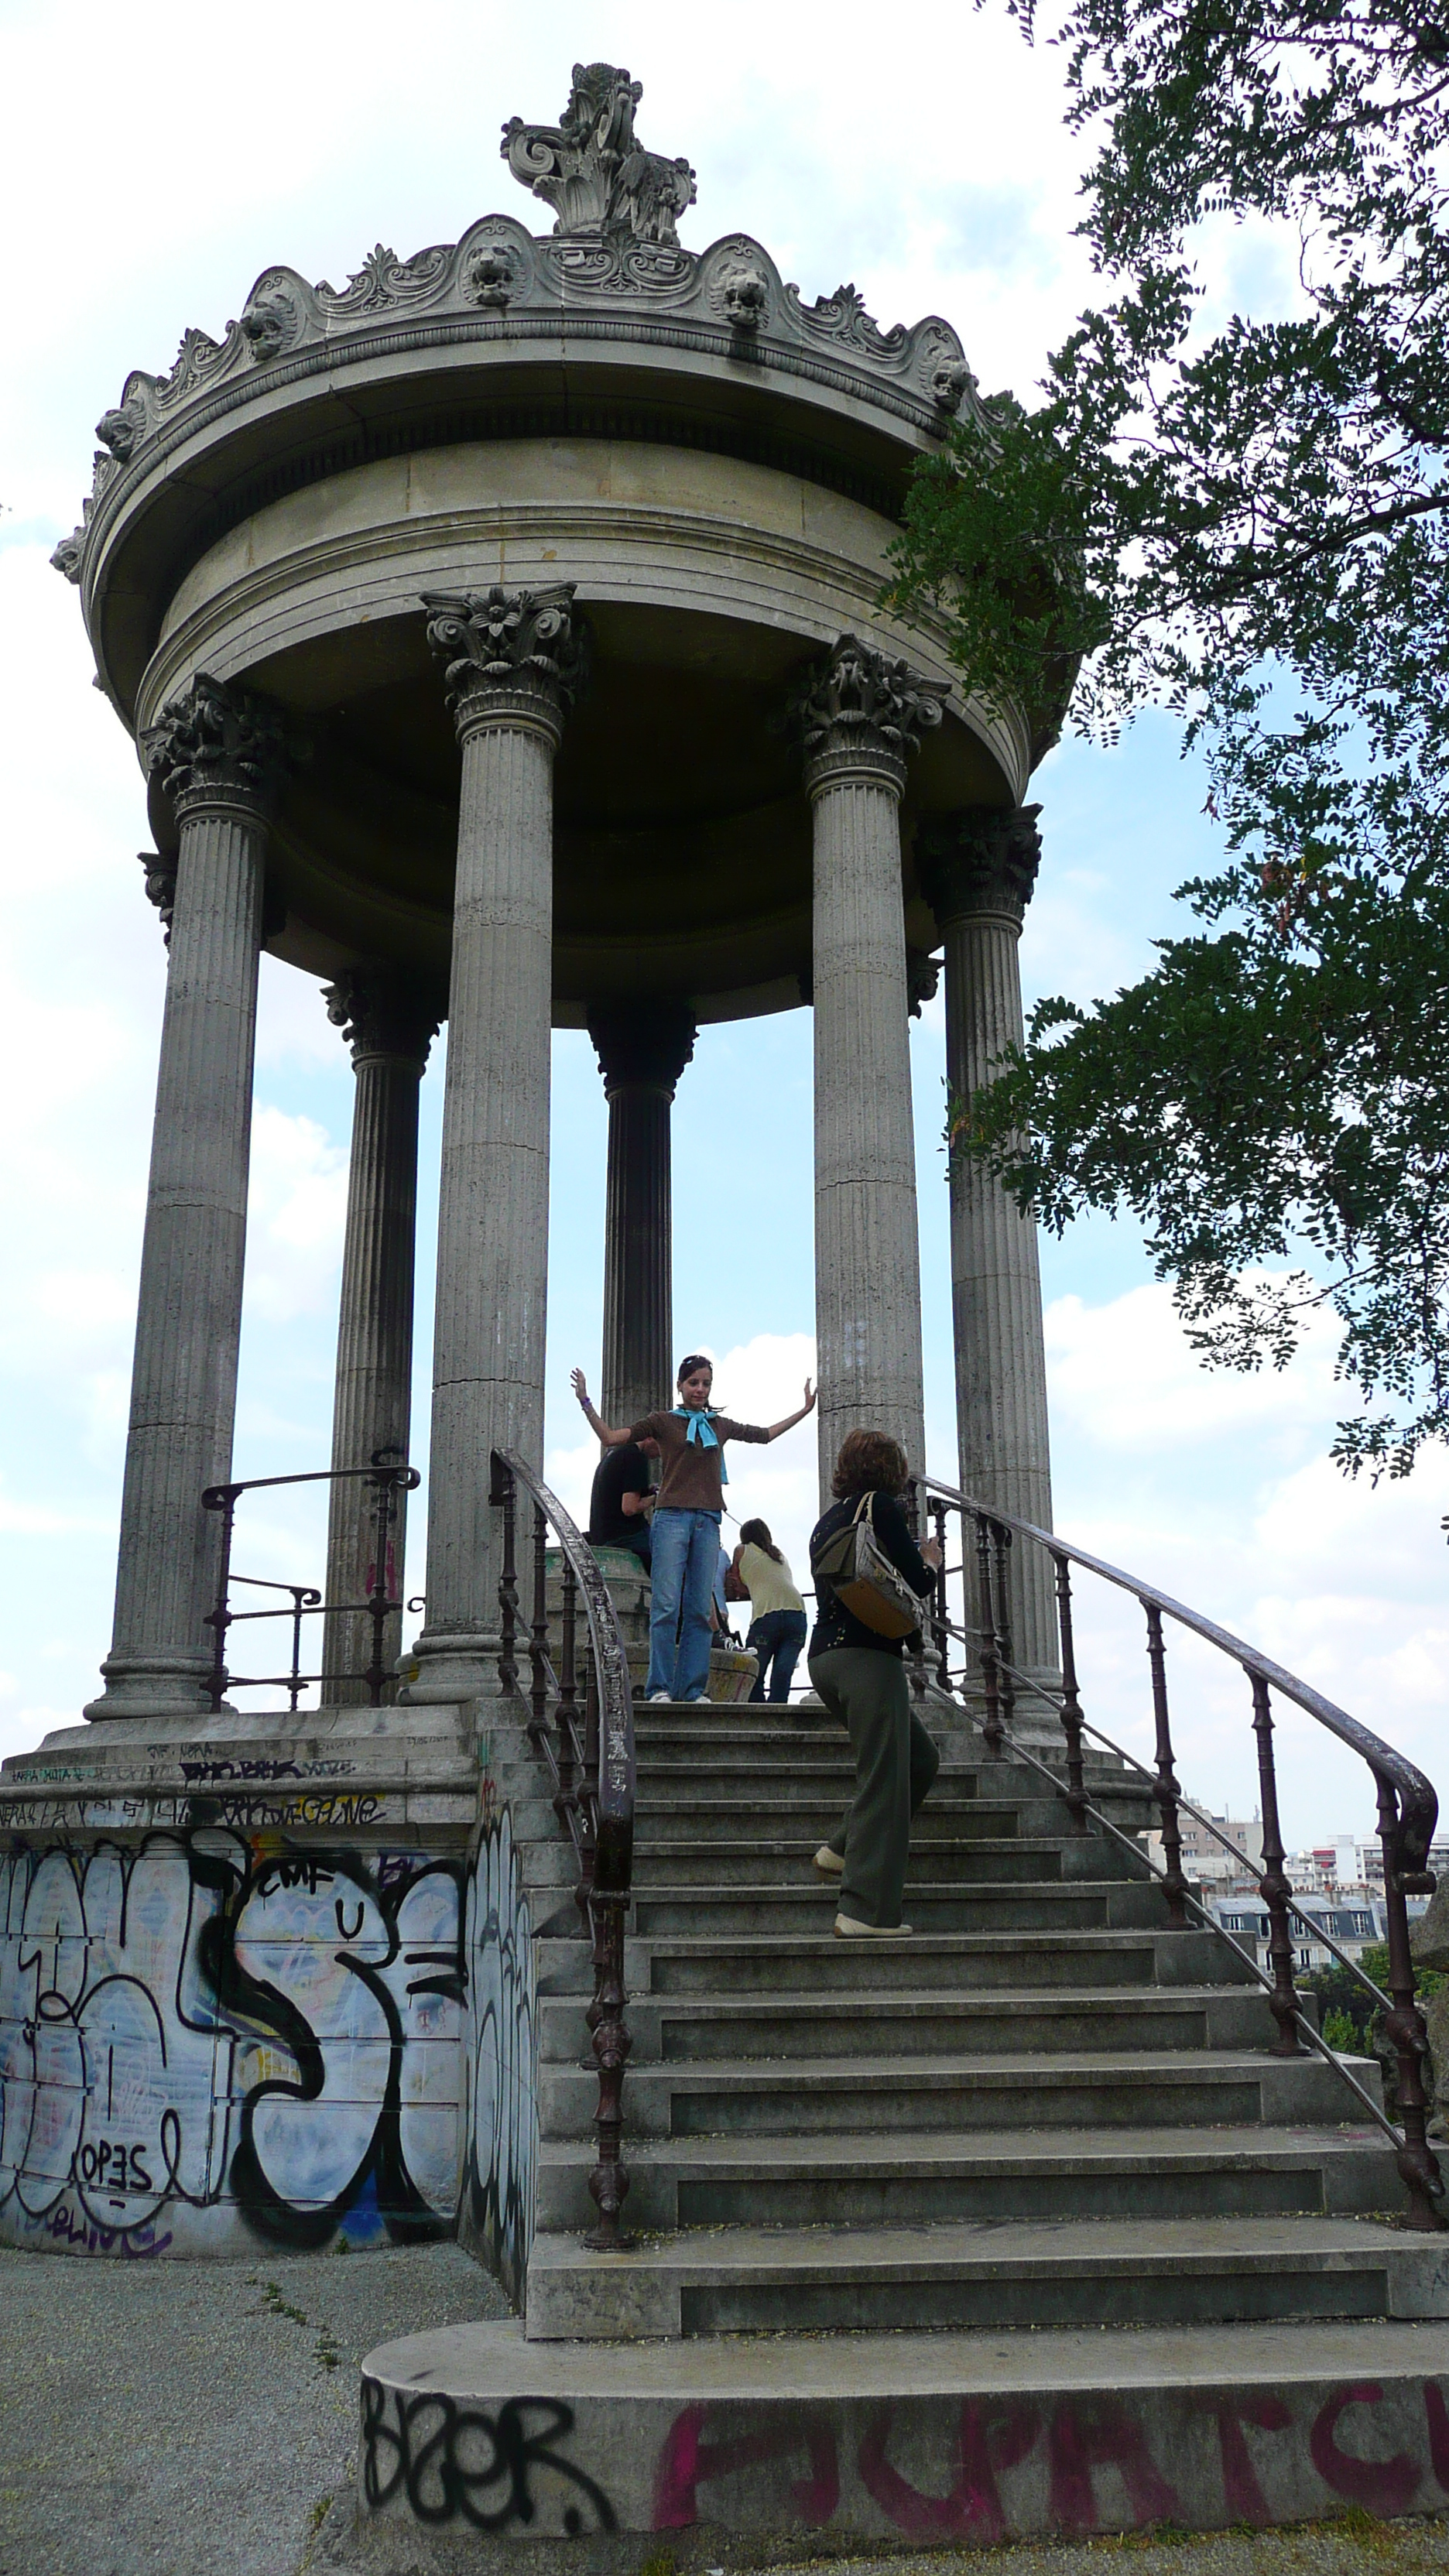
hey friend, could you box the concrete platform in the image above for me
[355,2313,1449,2567]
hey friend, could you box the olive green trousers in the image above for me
[810,1646,940,1929]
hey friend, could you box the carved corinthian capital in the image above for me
[323,966,443,1070]
[140,672,291,819]
[587,999,697,1098]
[793,635,949,797]
[420,584,588,746]
[916,804,1043,930]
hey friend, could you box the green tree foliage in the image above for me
[889,3,1449,1471]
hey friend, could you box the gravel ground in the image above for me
[3,2245,1447,2576]
[0,2239,504,2576]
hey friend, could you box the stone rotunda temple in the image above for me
[53,60,1062,1726]
[1,62,1064,2274]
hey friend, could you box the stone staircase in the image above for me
[523,1693,1427,2341]
[355,1685,1449,2564]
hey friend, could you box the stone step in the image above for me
[536,2122,1403,2232]
[632,1926,1252,1995]
[629,1878,1174,1935]
[631,1796,1026,1843]
[524,2212,1447,2341]
[637,1836,1145,1889]
[537,1984,1281,2065]
[539,2046,1375,2141]
[358,2314,1449,2553]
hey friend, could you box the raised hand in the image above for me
[570,1367,591,1408]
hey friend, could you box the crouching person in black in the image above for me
[586,1434,659,1571]
[808,1428,941,1937]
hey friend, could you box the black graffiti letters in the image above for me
[361,2382,617,2534]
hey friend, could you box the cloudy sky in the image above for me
[3,0,1444,1845]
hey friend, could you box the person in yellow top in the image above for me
[731,1519,807,1704]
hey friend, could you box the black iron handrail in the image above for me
[490,1447,635,2252]
[200,1457,420,1710]
[920,1471,1445,2232]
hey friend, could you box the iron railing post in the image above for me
[1251,1673,1306,2056]
[1375,1770,1447,2229]
[529,1502,550,1727]
[1053,1550,1088,1830]
[493,1459,519,1697]
[1144,1602,1190,1926]
[200,1482,239,1714]
[991,1520,1016,1735]
[930,1501,951,1690]
[974,1513,1004,1755]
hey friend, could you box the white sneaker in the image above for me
[834,1913,913,1938]
[814,1845,844,1877]
[648,1690,672,1704]
[686,1692,711,1704]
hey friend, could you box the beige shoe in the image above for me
[813,1845,844,1877]
[834,1913,913,1937]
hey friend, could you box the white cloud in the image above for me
[1046,1278,1341,1447]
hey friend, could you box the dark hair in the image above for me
[677,1353,712,1387]
[739,1516,783,1564]
[831,1428,909,1500]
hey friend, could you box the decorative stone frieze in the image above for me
[916,803,1043,928]
[794,635,950,795]
[54,63,975,596]
[50,527,85,582]
[587,1001,697,1099]
[94,395,147,462]
[906,945,941,1018]
[502,63,697,246]
[140,672,291,818]
[421,585,588,745]
[323,967,442,1069]
[138,851,178,944]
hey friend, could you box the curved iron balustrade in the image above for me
[490,1447,636,2252]
[201,1454,420,1709]
[916,1471,1445,2232]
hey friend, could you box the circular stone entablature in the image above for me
[57,63,1037,1023]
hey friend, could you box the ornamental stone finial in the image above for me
[916,804,1043,929]
[793,635,950,796]
[502,63,697,246]
[587,1000,697,1099]
[322,966,443,1069]
[420,584,589,742]
[140,672,292,817]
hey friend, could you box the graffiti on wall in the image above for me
[0,1814,534,2287]
[460,1808,536,2307]
[358,2376,1449,2544]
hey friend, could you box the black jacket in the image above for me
[808,1489,934,1660]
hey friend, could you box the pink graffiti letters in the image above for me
[1193,2393,1293,2525]
[1310,2383,1422,2516]
[858,2399,1038,2543]
[651,2380,1449,2540]
[653,2403,839,2530]
[1046,2397,1183,2536]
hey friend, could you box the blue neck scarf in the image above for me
[673,1406,727,1483]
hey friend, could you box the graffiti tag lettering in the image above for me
[361,2383,616,2533]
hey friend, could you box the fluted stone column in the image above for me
[587,1002,697,1430]
[917,805,1058,1677]
[796,638,947,1502]
[407,586,586,1703]
[320,968,440,1704]
[87,675,286,1719]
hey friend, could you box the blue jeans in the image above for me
[747,1609,807,1703]
[646,1507,720,1699]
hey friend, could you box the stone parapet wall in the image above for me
[0,1700,576,2307]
